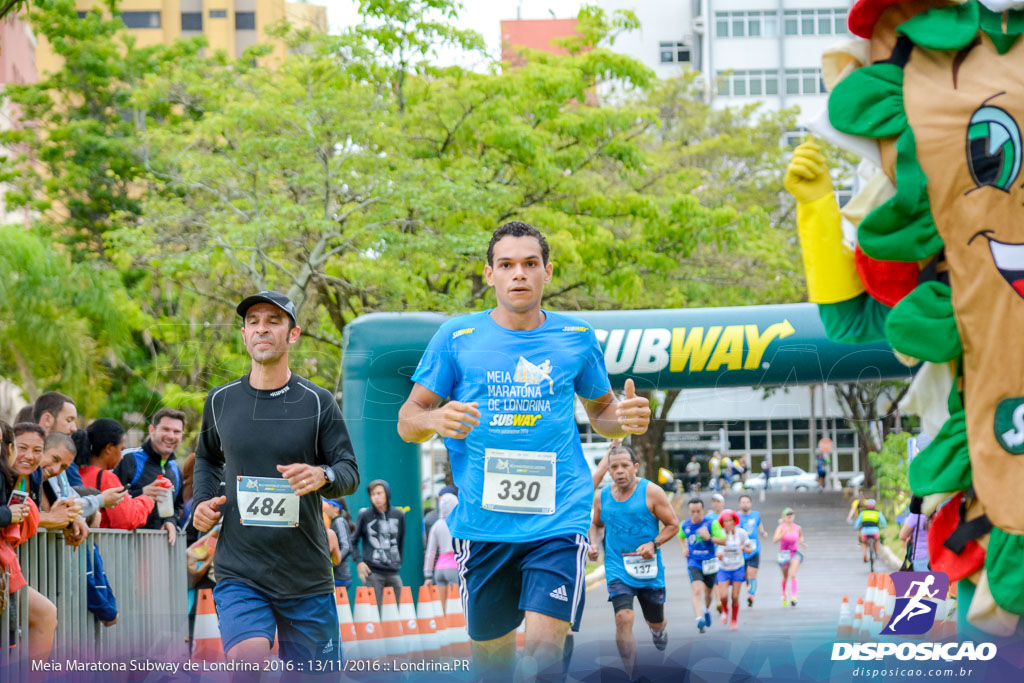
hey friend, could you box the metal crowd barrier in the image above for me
[2,529,187,676]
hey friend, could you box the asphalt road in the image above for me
[569,489,889,680]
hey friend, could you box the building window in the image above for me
[181,12,202,30]
[235,12,256,30]
[775,8,847,36]
[76,10,88,18]
[121,11,161,28]
[717,69,781,97]
[714,10,787,38]
[209,9,227,18]
[659,41,691,64]
[783,68,824,95]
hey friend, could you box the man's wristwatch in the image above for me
[320,465,336,487]
[653,539,661,550]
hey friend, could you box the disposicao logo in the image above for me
[882,571,948,635]
[831,570,998,663]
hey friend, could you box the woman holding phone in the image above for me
[3,419,57,660]
[76,420,156,530]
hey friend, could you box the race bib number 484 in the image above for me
[481,448,556,515]
[237,476,300,527]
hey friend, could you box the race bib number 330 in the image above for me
[237,476,300,527]
[482,448,556,515]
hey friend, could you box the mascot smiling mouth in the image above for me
[979,232,1024,298]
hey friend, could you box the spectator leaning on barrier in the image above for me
[353,479,405,607]
[26,430,94,547]
[114,408,186,545]
[424,492,458,594]
[2,419,58,661]
[33,391,82,487]
[78,421,156,530]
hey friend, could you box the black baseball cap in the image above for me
[236,290,297,326]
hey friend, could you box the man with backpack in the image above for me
[114,408,187,545]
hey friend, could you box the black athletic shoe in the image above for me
[747,596,754,608]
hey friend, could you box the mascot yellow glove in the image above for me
[784,138,864,304]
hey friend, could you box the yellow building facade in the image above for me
[36,0,327,74]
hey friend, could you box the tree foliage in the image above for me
[868,430,912,528]
[3,0,808,445]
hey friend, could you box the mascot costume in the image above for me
[785,0,1024,636]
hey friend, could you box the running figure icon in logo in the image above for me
[882,571,950,636]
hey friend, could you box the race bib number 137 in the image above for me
[237,476,300,527]
[481,448,556,515]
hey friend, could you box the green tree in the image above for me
[835,380,911,488]
[0,225,139,412]
[868,430,912,544]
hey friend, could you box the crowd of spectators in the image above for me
[1,391,448,659]
[0,393,188,659]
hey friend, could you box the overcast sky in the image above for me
[321,0,587,61]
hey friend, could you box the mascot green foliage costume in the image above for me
[786,0,1024,636]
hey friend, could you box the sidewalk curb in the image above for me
[880,543,901,572]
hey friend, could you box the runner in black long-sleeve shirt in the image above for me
[192,290,359,670]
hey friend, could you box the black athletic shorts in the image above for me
[607,579,666,623]
[687,565,716,589]
[745,553,760,569]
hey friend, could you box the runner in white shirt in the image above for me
[714,509,752,631]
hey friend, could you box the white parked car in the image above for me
[743,465,819,491]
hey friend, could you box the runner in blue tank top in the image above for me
[398,223,652,678]
[738,493,768,608]
[588,446,679,679]
[678,498,726,633]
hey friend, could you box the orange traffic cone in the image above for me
[836,596,852,639]
[398,586,423,659]
[852,597,864,641]
[444,584,471,657]
[191,588,224,662]
[416,585,442,659]
[336,586,359,661]
[429,584,451,659]
[882,575,896,624]
[379,587,406,658]
[354,586,384,660]
[864,573,877,623]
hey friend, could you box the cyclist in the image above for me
[714,509,752,630]
[854,498,887,564]
[772,507,807,606]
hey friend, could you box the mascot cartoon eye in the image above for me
[967,105,1022,192]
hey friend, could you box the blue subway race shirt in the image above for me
[739,510,762,559]
[600,479,664,589]
[411,310,611,542]
[681,518,717,569]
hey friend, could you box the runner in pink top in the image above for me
[772,507,807,607]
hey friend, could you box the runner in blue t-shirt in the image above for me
[397,222,652,677]
[588,445,679,678]
[678,498,726,634]
[738,494,768,608]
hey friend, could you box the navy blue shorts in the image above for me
[745,553,760,569]
[453,534,589,641]
[213,580,341,665]
[606,579,666,623]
